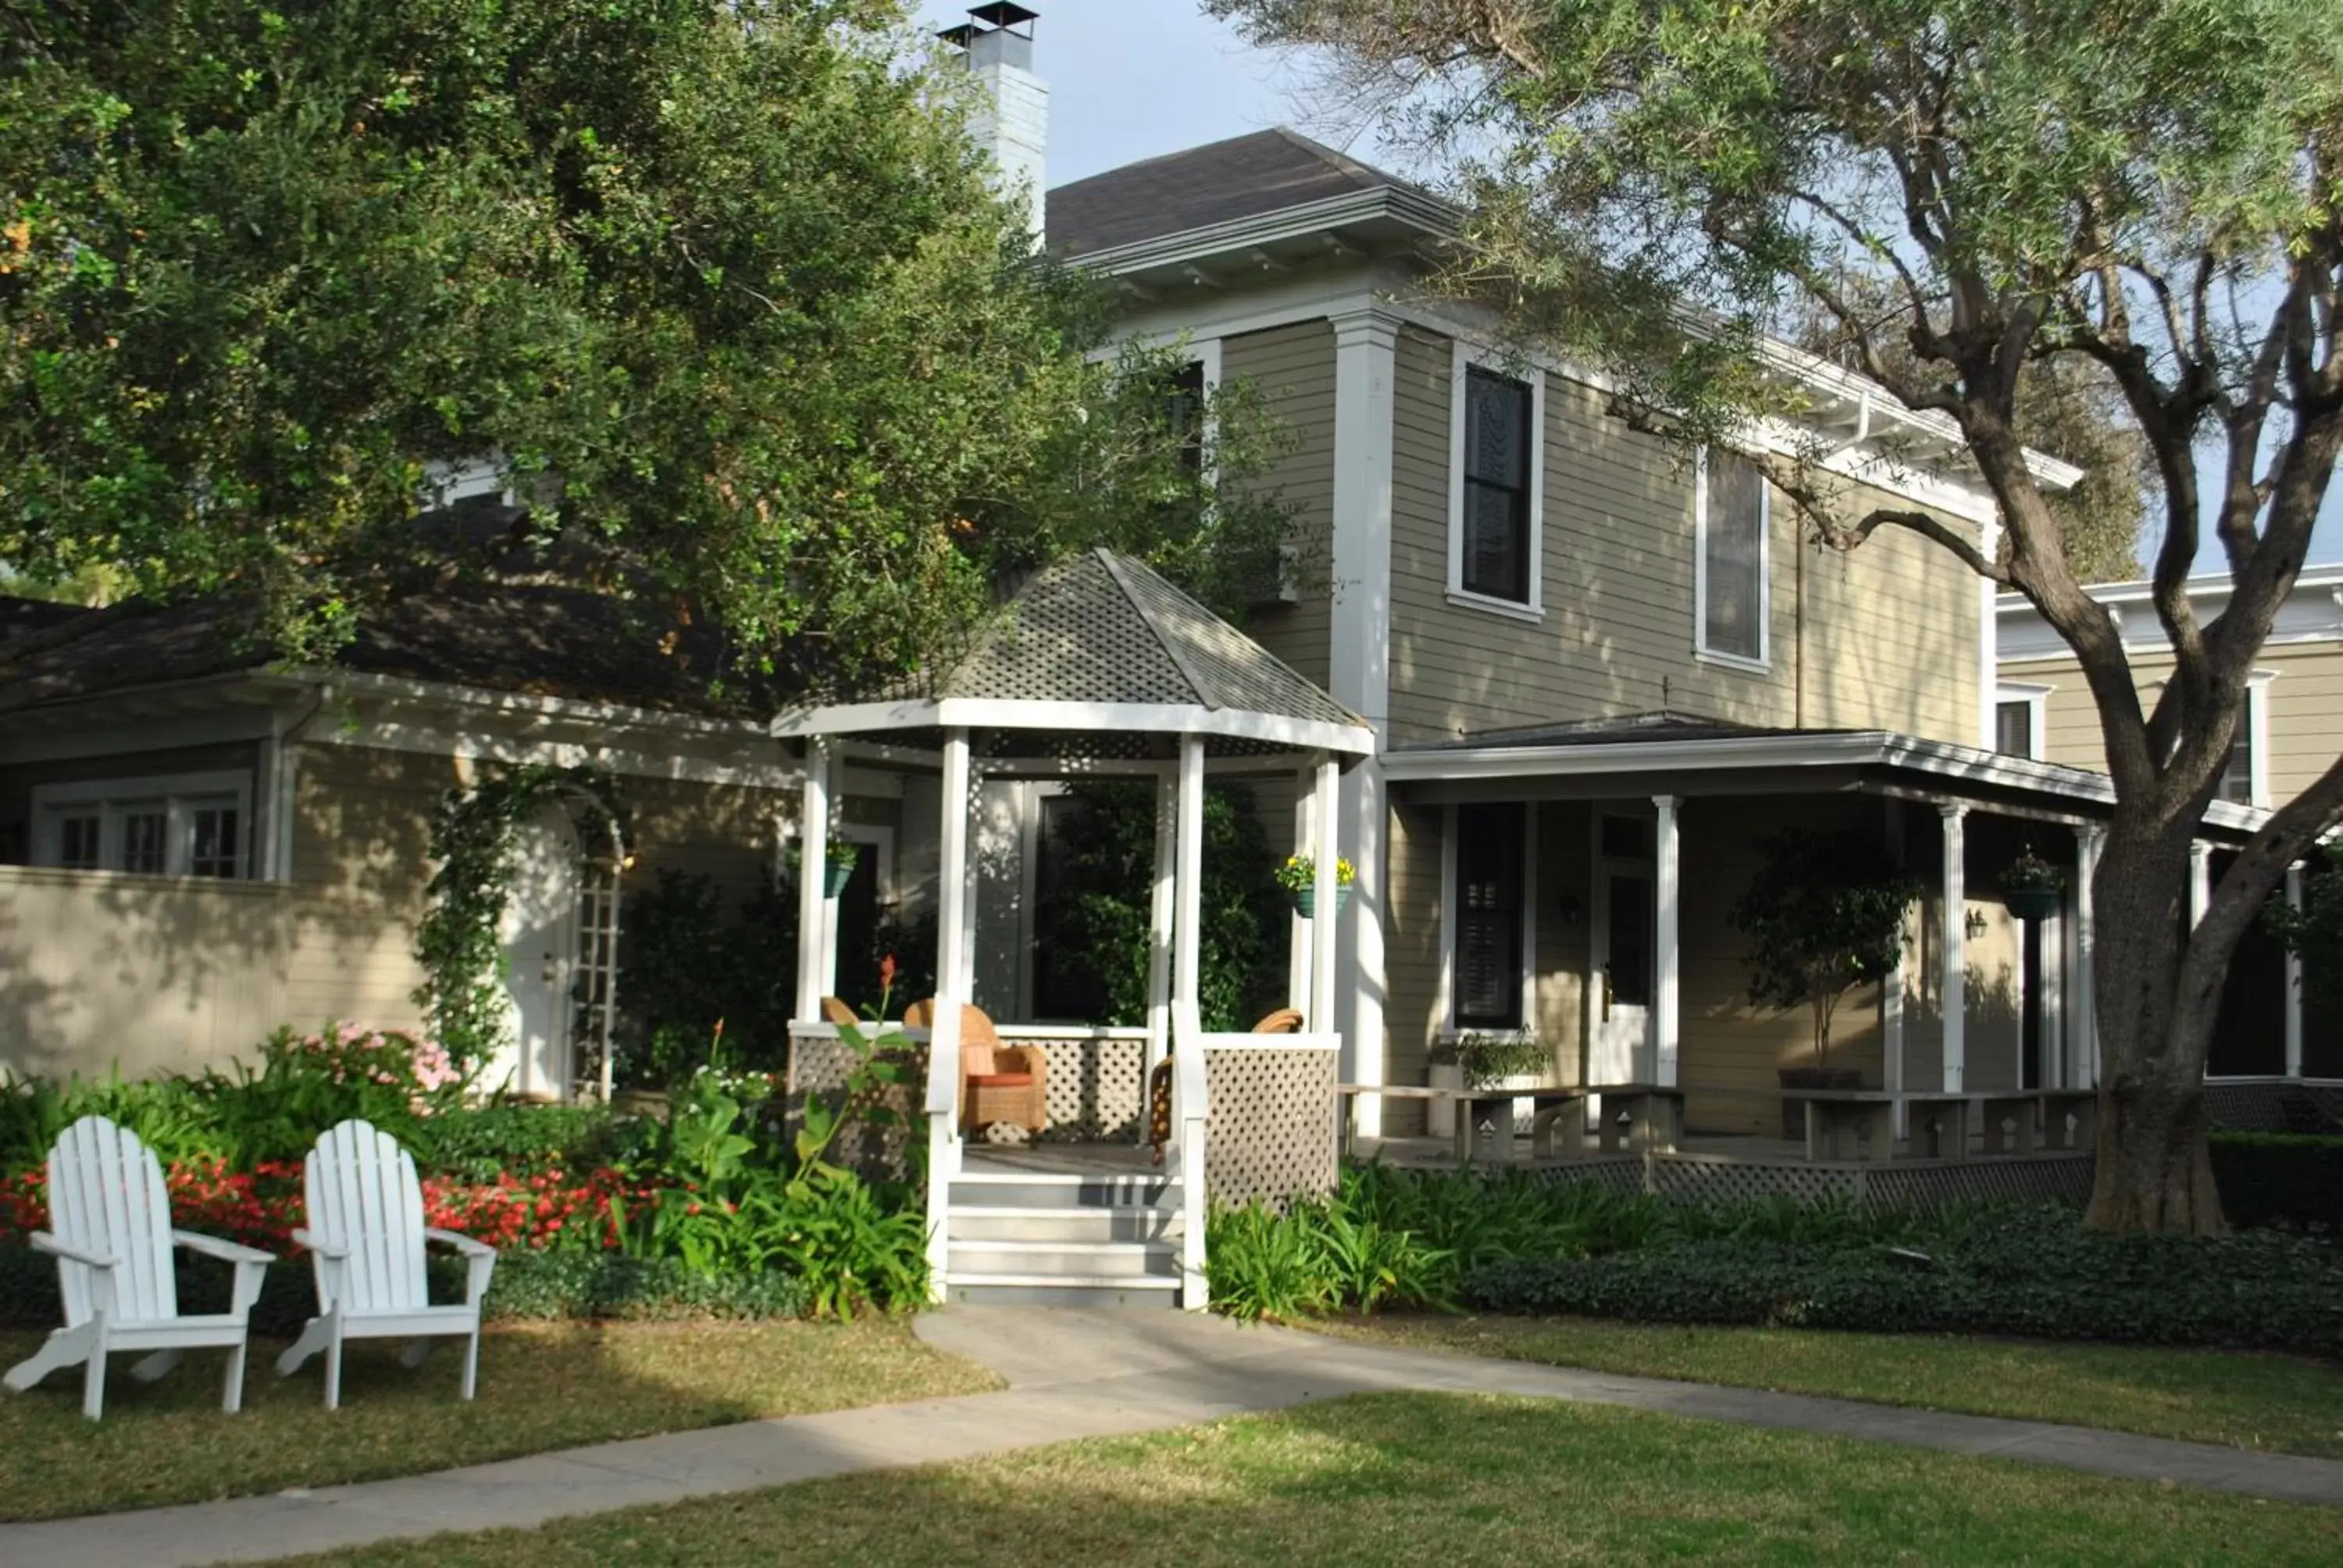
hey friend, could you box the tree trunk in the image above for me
[2084,821,2229,1234]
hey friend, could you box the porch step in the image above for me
[947,1238,1179,1279]
[947,1171,1178,1211]
[944,1273,1183,1310]
[947,1204,1182,1243]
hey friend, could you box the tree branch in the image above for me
[1825,504,2011,584]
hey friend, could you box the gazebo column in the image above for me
[1940,804,1967,1094]
[1145,765,1177,1082]
[792,739,830,1021]
[1311,754,1340,1032]
[1173,736,1207,1039]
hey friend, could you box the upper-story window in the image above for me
[2217,684,2269,806]
[1696,448,1770,668]
[1447,344,1545,617]
[1995,685,2049,759]
[1165,358,1207,475]
[31,772,251,879]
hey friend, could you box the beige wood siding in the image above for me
[1385,325,1980,747]
[1220,320,1335,686]
[2008,640,2343,808]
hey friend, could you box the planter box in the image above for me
[1778,1065,1862,1142]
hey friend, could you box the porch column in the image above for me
[927,727,972,1298]
[2286,861,2306,1080]
[1883,800,1908,1135]
[1173,736,1207,1037]
[1329,308,1396,1136]
[792,738,830,1020]
[936,730,972,1009]
[2188,841,2212,928]
[2072,825,2103,1089]
[1313,754,1341,1032]
[1145,768,1177,1082]
[1652,795,1681,1088]
[957,741,984,996]
[1940,804,1967,1093]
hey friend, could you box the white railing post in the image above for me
[1311,754,1340,1035]
[1173,734,1210,1310]
[1175,1022,1210,1310]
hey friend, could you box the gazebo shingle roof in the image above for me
[919,550,1363,732]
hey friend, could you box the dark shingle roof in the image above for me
[1398,711,1859,752]
[0,585,773,718]
[1047,127,1422,259]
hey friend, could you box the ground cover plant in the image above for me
[0,1317,997,1523]
[1322,1315,2343,1459]
[1207,1166,2343,1357]
[249,1392,2343,1568]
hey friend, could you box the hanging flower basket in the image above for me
[1292,884,1353,919]
[825,857,857,897]
[1278,853,1355,918]
[2000,846,2067,923]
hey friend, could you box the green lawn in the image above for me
[256,1392,2343,1567]
[0,1319,997,1523]
[1318,1313,2343,1457]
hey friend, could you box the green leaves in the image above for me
[1730,827,1923,1065]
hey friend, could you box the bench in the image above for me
[1979,1089,2099,1153]
[1785,1090,1974,1163]
[1340,1084,1590,1164]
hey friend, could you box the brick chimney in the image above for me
[940,3,1048,241]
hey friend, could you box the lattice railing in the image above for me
[1202,1034,1340,1210]
[1519,1149,2095,1210]
[992,1026,1150,1143]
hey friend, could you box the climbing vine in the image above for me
[412,764,630,1073]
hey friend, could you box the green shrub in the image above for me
[1461,1206,2343,1356]
[404,1103,640,1183]
[2209,1131,2343,1230]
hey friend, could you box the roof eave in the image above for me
[1056,185,1455,279]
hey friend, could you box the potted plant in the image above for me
[1427,1031,1550,1138]
[1276,853,1354,918]
[2000,847,2067,922]
[1731,827,1924,1139]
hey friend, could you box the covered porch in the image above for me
[1368,715,2270,1171]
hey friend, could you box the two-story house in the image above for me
[1999,569,2343,1094]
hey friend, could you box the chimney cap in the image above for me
[967,2,1039,34]
[936,21,979,48]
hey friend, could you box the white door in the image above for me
[1589,811,1655,1093]
[491,803,581,1100]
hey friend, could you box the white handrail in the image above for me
[1172,1006,1210,1311]
[922,1005,964,1306]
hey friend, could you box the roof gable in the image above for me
[1047,127,1418,259]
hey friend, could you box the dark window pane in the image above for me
[1599,816,1653,862]
[1702,451,1766,661]
[58,814,101,870]
[1460,369,1533,604]
[118,809,166,875]
[1607,874,1653,1007]
[1032,795,1109,1020]
[1996,700,2035,759]
[1454,804,1525,1028]
[191,805,242,878]
[2218,702,2254,804]
[1165,360,1207,474]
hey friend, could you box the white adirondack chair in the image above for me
[1,1115,274,1420]
[276,1118,497,1409]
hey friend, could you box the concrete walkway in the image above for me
[6,1310,2342,1566]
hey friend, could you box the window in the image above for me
[1165,359,1207,474]
[2218,700,2256,805]
[1453,803,1527,1028]
[1460,370,1534,602]
[1447,344,1544,615]
[1696,448,1769,666]
[31,772,253,878]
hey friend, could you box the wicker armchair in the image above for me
[819,996,859,1027]
[903,999,1047,1135]
[1251,1007,1304,1034]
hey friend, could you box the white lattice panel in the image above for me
[1004,1034,1146,1143]
[1204,1046,1339,1209]
[1511,1151,2096,1211]
[786,1027,922,1183]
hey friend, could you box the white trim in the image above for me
[1939,804,1967,1093]
[1521,804,1541,1036]
[1446,589,1546,625]
[1693,447,1771,669]
[1378,727,2269,835]
[1652,794,1681,1089]
[32,769,256,879]
[2072,825,2103,1089]
[1435,803,1459,1031]
[1977,561,2002,750]
[1447,340,1546,614]
[2243,672,2273,810]
[773,697,1372,757]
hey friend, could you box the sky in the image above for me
[912,0,2338,575]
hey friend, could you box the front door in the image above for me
[491,802,581,1100]
[1589,810,1655,1092]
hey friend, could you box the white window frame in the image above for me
[31,770,255,879]
[1995,682,2052,761]
[1446,340,1546,622]
[1437,800,1539,1037]
[1693,444,1772,672]
[2233,672,2274,809]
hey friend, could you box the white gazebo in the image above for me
[775,550,1374,1306]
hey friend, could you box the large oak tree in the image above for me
[1211,0,2343,1230]
[1,0,1295,687]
